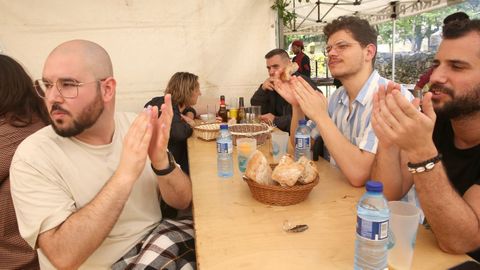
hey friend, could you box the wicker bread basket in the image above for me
[228,123,274,146]
[243,175,319,206]
[194,123,220,141]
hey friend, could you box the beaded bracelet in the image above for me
[407,153,443,174]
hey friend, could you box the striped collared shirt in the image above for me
[310,70,413,166]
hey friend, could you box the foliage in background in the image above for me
[271,0,311,29]
[271,0,295,28]
[278,0,480,80]
[376,0,480,52]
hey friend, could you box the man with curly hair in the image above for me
[275,16,412,187]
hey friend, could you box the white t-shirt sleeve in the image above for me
[10,159,76,249]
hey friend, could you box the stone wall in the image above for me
[375,52,436,84]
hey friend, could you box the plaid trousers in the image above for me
[112,217,196,270]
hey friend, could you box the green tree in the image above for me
[376,0,480,52]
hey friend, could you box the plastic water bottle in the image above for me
[306,119,320,140]
[216,124,233,178]
[294,119,311,160]
[354,181,390,270]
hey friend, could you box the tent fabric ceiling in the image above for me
[284,0,464,35]
[0,1,276,113]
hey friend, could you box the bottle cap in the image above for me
[298,119,307,125]
[366,181,383,193]
[220,124,228,130]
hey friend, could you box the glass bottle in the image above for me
[218,95,228,123]
[237,97,246,124]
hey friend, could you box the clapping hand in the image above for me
[149,94,174,168]
[273,72,300,106]
[118,105,155,181]
[290,76,328,122]
[372,82,403,147]
[372,82,436,155]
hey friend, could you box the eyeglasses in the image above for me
[325,41,360,54]
[34,78,107,99]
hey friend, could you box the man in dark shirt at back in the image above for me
[251,49,317,132]
[291,40,311,78]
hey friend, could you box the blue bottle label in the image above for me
[217,142,232,154]
[356,216,389,240]
[295,137,310,150]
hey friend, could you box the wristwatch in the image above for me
[151,151,176,176]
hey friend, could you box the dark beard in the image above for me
[51,91,104,137]
[432,84,480,120]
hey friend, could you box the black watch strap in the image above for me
[151,151,176,176]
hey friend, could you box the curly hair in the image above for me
[323,16,377,47]
[164,72,199,107]
[323,16,378,64]
[0,55,49,127]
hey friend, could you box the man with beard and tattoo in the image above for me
[371,19,480,260]
[9,40,196,269]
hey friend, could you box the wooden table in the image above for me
[188,136,468,269]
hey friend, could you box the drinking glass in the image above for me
[387,201,420,270]
[236,138,257,173]
[250,106,261,123]
[271,131,289,163]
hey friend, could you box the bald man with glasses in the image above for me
[10,40,195,269]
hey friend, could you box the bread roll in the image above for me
[297,156,319,184]
[272,162,304,187]
[245,150,273,185]
[278,154,295,166]
[280,62,299,81]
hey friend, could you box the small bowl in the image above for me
[200,113,215,123]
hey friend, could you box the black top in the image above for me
[144,96,196,175]
[433,116,480,195]
[292,52,311,78]
[250,72,318,132]
[432,115,480,260]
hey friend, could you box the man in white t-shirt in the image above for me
[10,40,195,269]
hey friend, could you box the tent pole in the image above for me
[392,19,396,82]
[390,1,398,82]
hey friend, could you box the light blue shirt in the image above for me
[309,70,413,166]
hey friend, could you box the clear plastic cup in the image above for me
[271,131,289,163]
[236,138,257,173]
[387,201,420,270]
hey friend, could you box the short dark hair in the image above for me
[0,55,49,127]
[443,11,469,25]
[323,16,377,65]
[323,16,378,49]
[265,49,290,60]
[443,19,480,40]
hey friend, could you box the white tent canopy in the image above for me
[0,0,276,112]
[284,0,464,35]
